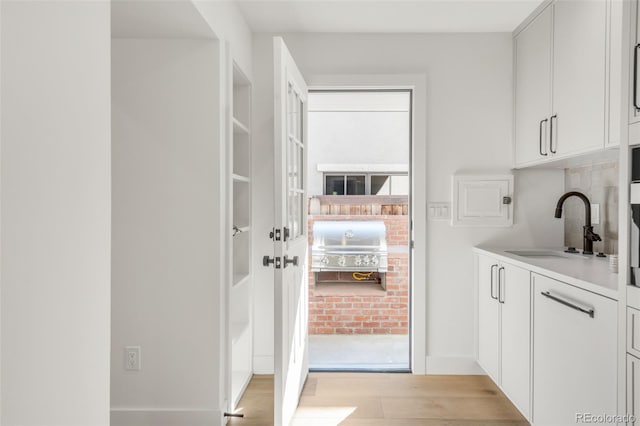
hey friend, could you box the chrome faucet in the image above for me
[554,191,601,255]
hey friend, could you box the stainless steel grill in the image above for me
[311,221,388,272]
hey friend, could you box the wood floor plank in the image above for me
[381,396,526,421]
[228,373,529,425]
[295,396,384,418]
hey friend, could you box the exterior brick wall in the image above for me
[308,196,409,334]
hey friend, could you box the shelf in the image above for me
[233,273,250,288]
[233,117,251,135]
[232,174,250,183]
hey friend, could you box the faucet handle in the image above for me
[585,227,602,242]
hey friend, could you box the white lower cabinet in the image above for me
[477,254,530,419]
[628,354,640,425]
[533,273,617,425]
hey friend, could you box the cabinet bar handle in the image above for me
[498,267,505,304]
[634,44,640,110]
[490,264,498,300]
[540,291,594,318]
[539,118,548,156]
[549,114,557,154]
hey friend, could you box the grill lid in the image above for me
[312,221,387,251]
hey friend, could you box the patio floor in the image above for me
[309,334,410,371]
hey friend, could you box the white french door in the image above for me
[273,36,309,426]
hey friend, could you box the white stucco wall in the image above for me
[308,91,410,195]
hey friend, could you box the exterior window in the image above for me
[324,173,408,195]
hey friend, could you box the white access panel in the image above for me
[452,175,514,227]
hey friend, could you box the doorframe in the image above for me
[306,74,427,374]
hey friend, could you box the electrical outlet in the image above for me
[591,204,600,225]
[125,346,141,371]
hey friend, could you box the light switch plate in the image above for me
[591,204,600,225]
[428,202,451,220]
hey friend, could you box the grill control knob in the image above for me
[355,255,362,266]
[371,256,379,265]
[363,255,370,265]
[321,256,329,265]
[338,256,346,267]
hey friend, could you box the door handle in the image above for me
[539,118,548,156]
[283,255,299,268]
[540,291,594,318]
[549,114,557,154]
[490,264,498,300]
[498,267,505,304]
[263,256,281,269]
[634,43,640,110]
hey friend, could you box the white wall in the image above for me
[195,0,253,79]
[1,1,111,424]
[111,39,226,425]
[308,92,410,196]
[252,32,564,373]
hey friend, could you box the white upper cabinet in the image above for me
[629,0,640,144]
[551,0,607,157]
[514,0,621,167]
[514,6,553,166]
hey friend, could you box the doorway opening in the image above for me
[307,89,412,372]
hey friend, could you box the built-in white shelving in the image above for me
[229,62,253,408]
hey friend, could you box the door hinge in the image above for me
[410,240,415,250]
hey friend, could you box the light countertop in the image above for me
[474,247,619,300]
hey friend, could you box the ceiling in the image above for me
[236,0,545,33]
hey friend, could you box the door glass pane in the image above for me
[288,84,294,136]
[325,175,345,195]
[297,96,304,141]
[371,175,391,195]
[289,137,297,190]
[297,145,304,190]
[286,86,305,240]
[346,175,366,195]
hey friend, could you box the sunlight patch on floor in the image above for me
[292,406,357,424]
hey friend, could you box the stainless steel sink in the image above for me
[505,250,567,259]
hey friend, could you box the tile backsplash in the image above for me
[564,162,618,254]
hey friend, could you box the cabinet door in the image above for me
[631,0,640,124]
[452,175,513,227]
[552,0,607,156]
[533,274,617,425]
[514,6,552,166]
[500,263,531,419]
[628,354,640,426]
[629,307,640,359]
[477,254,499,382]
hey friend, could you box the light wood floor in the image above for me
[229,373,529,425]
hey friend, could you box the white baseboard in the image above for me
[425,356,485,375]
[111,408,224,426]
[253,355,274,374]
